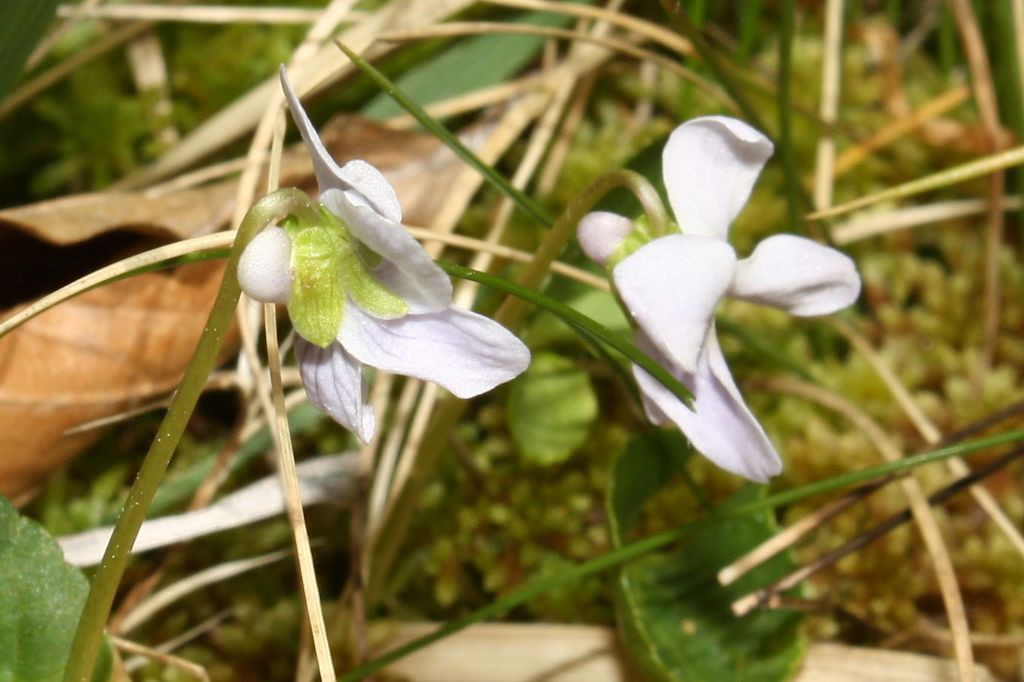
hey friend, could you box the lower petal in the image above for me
[339,303,530,399]
[613,234,736,373]
[633,329,782,483]
[296,337,375,443]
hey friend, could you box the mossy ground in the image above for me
[5,2,1024,680]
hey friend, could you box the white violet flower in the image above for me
[578,117,861,482]
[238,67,530,442]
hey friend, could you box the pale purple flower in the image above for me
[238,67,530,442]
[579,117,861,482]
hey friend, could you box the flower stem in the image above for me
[62,188,316,682]
[496,169,668,328]
[367,170,668,602]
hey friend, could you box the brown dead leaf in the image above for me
[0,182,236,244]
[0,261,225,500]
[0,182,235,500]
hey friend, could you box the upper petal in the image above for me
[296,337,375,443]
[613,234,736,373]
[279,66,402,221]
[632,329,782,483]
[662,116,773,240]
[321,188,453,313]
[729,234,861,315]
[339,303,530,399]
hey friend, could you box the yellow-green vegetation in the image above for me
[4,1,1024,681]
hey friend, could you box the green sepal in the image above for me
[339,251,408,319]
[607,215,660,270]
[287,225,348,347]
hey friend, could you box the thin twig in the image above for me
[948,0,1006,373]
[832,318,1024,561]
[733,446,1024,619]
[758,376,975,680]
[112,636,210,681]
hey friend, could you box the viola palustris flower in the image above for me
[238,67,530,442]
[578,117,860,482]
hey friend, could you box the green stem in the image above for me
[367,170,668,602]
[345,426,1024,681]
[496,169,668,329]
[62,188,316,682]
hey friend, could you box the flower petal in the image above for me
[662,116,773,240]
[279,66,402,222]
[578,211,633,266]
[633,329,782,483]
[321,188,452,313]
[296,337,375,443]
[339,303,530,398]
[729,234,861,315]
[238,227,292,304]
[613,234,736,373]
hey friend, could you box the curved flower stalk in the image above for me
[578,117,861,482]
[239,67,530,442]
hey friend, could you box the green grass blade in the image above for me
[0,0,58,100]
[336,40,554,228]
[777,0,803,230]
[440,261,694,408]
[659,0,768,133]
[339,425,1024,681]
[363,9,575,121]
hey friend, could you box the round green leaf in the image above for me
[508,352,598,466]
[0,496,113,682]
[608,432,805,681]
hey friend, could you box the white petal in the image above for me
[335,159,402,223]
[729,234,861,315]
[578,211,633,266]
[321,188,452,313]
[633,330,782,483]
[238,227,292,304]
[662,116,773,240]
[339,303,530,398]
[613,234,736,373]
[296,337,375,443]
[279,66,402,221]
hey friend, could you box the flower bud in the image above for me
[577,211,634,266]
[238,227,293,304]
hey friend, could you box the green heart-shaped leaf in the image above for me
[608,431,805,681]
[0,496,113,682]
[508,352,598,466]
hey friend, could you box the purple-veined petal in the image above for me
[279,66,402,222]
[238,227,292,304]
[662,116,773,240]
[633,329,782,483]
[729,234,861,315]
[339,302,530,398]
[296,336,375,443]
[613,234,736,373]
[578,211,633,266]
[321,188,452,313]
